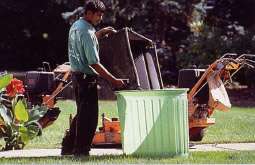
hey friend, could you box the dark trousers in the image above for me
[68,72,98,153]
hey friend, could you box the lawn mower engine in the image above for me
[178,69,213,141]
[23,70,70,129]
[25,71,56,106]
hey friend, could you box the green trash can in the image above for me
[116,89,189,157]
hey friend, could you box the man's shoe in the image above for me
[61,146,74,155]
[61,149,73,155]
[73,151,89,157]
[73,148,90,157]
[61,129,74,155]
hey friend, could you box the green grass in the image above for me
[25,100,255,149]
[202,107,255,143]
[1,151,255,164]
[2,100,255,164]
[25,100,119,149]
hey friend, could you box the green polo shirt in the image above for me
[68,18,99,75]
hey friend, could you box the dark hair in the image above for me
[84,0,106,14]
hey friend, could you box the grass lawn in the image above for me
[15,100,255,164]
[25,100,255,149]
[25,100,119,149]
[1,151,255,164]
[202,107,255,143]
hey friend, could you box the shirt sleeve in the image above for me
[80,30,100,65]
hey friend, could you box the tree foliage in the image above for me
[1,0,255,85]
[177,0,255,86]
[0,0,70,70]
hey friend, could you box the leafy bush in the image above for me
[0,73,47,150]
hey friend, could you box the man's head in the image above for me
[84,0,106,26]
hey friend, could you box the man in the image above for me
[61,0,124,156]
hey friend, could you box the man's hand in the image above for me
[101,26,117,35]
[96,26,117,39]
[90,63,125,89]
[112,78,125,89]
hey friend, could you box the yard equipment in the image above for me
[92,53,255,146]
[0,62,73,150]
[92,113,122,147]
[7,28,255,147]
[179,53,255,141]
[13,62,72,129]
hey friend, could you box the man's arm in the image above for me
[90,63,124,88]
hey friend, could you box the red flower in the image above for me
[6,78,25,97]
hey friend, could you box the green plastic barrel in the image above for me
[116,89,189,157]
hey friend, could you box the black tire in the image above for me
[189,127,205,141]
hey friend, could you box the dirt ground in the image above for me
[227,88,255,107]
